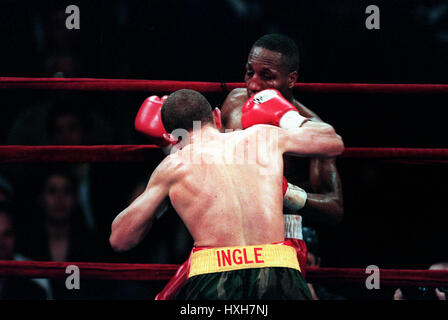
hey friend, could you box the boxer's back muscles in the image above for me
[169,128,285,248]
[110,123,342,252]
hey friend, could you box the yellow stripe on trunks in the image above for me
[188,244,300,278]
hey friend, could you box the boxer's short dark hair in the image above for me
[161,89,214,133]
[252,33,300,72]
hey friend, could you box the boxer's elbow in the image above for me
[109,232,128,253]
[330,134,344,157]
[323,126,344,157]
[331,200,344,225]
[110,234,137,253]
[110,221,134,253]
[312,123,344,157]
[323,190,344,225]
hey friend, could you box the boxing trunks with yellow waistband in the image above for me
[154,238,308,300]
[174,240,311,300]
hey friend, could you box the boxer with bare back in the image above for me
[110,89,343,299]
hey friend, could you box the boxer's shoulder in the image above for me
[221,88,247,129]
[292,98,322,121]
[154,152,188,182]
[223,88,248,107]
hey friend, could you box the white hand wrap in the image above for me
[283,214,303,240]
[283,183,308,211]
[279,110,308,129]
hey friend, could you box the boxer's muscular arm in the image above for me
[302,157,344,225]
[223,91,344,224]
[292,101,344,225]
[109,158,177,252]
[279,121,344,158]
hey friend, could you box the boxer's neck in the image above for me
[189,125,220,144]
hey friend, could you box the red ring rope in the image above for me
[0,260,446,287]
[0,78,446,290]
[0,146,446,164]
[0,77,447,93]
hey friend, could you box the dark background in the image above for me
[0,0,447,300]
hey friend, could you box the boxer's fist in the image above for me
[283,182,307,211]
[282,177,307,210]
[241,89,308,129]
[135,95,174,152]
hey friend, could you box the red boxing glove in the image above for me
[241,89,308,129]
[282,176,288,197]
[135,95,178,153]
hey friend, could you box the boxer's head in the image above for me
[161,89,220,135]
[245,34,299,101]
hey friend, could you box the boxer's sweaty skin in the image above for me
[110,123,342,252]
[222,87,343,225]
[220,46,343,225]
[221,88,320,186]
[168,127,284,247]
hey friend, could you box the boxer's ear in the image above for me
[213,108,222,130]
[287,71,298,89]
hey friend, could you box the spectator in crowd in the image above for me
[22,167,94,262]
[303,227,346,300]
[0,204,48,300]
[394,262,448,300]
[0,176,13,205]
[6,97,98,234]
[18,167,106,299]
[46,102,97,233]
[46,102,88,146]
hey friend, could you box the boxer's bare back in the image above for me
[110,122,342,251]
[167,125,285,247]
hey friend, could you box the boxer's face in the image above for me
[0,212,15,260]
[41,174,75,223]
[245,47,297,99]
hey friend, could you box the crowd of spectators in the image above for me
[0,99,192,299]
[1,1,447,300]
